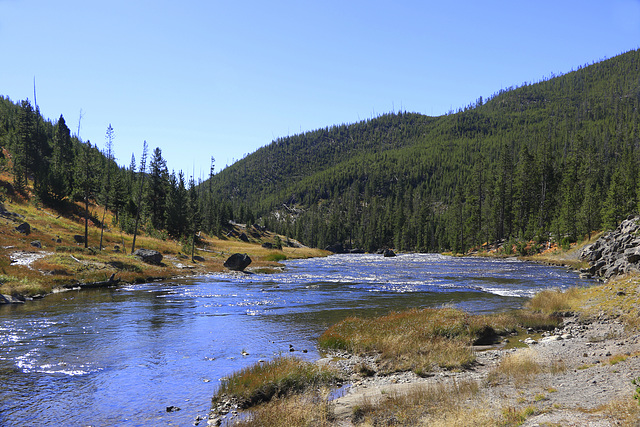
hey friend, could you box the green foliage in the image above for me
[207,49,640,251]
[633,377,640,405]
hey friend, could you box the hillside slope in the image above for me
[210,49,640,252]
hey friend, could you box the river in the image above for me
[0,253,594,426]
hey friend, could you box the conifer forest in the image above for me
[3,49,640,254]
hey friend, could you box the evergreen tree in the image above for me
[165,170,188,238]
[188,175,201,260]
[131,141,148,254]
[146,147,169,230]
[50,115,74,202]
[99,124,115,250]
[74,141,99,248]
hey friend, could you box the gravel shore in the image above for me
[325,314,640,426]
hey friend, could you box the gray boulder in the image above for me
[580,216,640,279]
[133,248,163,265]
[224,253,252,271]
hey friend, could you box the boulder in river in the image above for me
[133,248,163,265]
[224,253,252,271]
[383,248,396,257]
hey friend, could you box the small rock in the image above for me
[166,405,181,412]
[30,240,41,248]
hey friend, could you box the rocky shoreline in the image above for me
[580,216,640,280]
[323,314,640,425]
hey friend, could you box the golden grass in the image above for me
[234,392,334,427]
[526,287,583,314]
[318,307,561,375]
[0,186,327,297]
[349,379,488,426]
[486,348,566,387]
[214,357,341,409]
[585,397,640,426]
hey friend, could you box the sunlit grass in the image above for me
[234,392,334,427]
[214,357,341,409]
[526,287,583,314]
[318,307,561,374]
[486,348,566,386]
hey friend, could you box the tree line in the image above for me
[210,48,640,254]
[0,96,234,250]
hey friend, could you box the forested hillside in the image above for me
[0,97,232,245]
[210,49,640,253]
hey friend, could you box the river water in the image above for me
[0,253,594,426]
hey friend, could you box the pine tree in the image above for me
[99,124,115,250]
[188,175,201,260]
[74,141,99,248]
[131,141,148,254]
[145,147,169,231]
[50,115,74,202]
[165,170,188,238]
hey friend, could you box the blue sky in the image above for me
[1,1,639,177]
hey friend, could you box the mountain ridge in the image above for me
[210,48,640,253]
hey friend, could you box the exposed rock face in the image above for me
[224,253,252,271]
[580,216,640,280]
[133,248,163,265]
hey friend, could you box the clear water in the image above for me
[0,253,594,426]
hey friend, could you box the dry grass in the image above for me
[214,357,341,409]
[486,348,566,386]
[526,287,584,315]
[0,185,327,297]
[349,379,489,426]
[318,307,561,374]
[235,392,334,427]
[584,397,640,426]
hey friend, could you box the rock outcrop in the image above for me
[580,216,640,280]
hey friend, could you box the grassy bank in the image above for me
[0,184,327,298]
[318,307,561,375]
[214,269,640,426]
